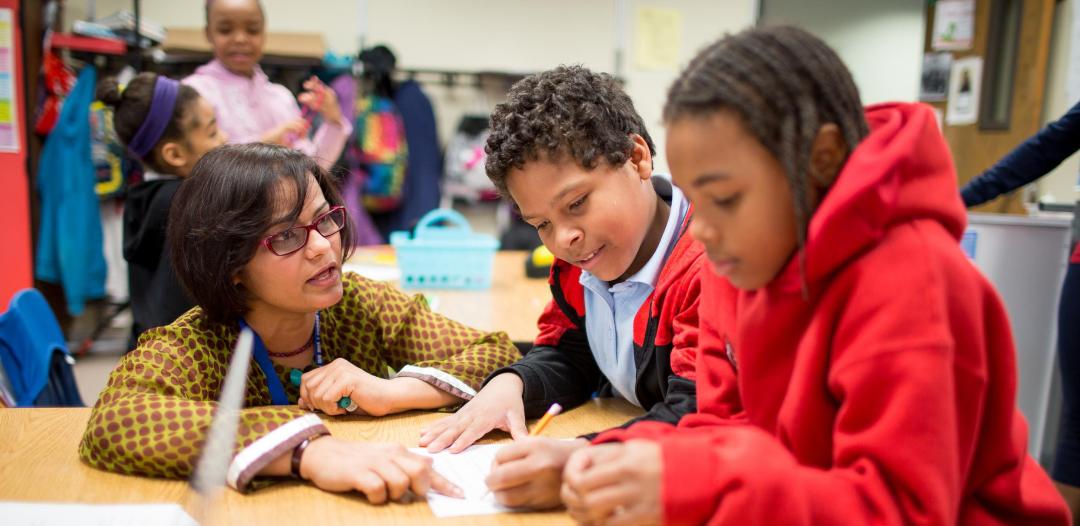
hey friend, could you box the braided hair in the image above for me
[665,25,868,290]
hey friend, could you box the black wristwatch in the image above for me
[290,433,326,479]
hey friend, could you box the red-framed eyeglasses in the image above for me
[261,205,348,256]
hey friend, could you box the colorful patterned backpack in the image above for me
[350,94,408,213]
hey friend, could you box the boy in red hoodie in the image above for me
[560,26,1070,525]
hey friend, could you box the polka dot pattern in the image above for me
[79,272,518,480]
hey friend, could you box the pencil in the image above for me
[529,403,563,436]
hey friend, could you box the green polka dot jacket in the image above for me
[78,272,519,490]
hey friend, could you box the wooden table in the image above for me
[0,399,643,525]
[345,248,551,344]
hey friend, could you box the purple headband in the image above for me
[127,76,180,159]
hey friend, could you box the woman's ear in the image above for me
[629,133,654,180]
[808,123,847,189]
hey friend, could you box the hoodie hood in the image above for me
[773,102,966,293]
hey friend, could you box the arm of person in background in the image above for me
[961,100,1080,207]
[284,77,352,171]
[299,273,519,417]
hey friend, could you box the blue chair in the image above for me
[0,289,85,407]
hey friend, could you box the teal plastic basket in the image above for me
[389,208,499,289]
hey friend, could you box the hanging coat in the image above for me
[34,66,106,316]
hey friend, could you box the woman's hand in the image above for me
[298,76,343,126]
[418,373,529,452]
[485,437,589,509]
[298,358,390,416]
[300,436,463,503]
[562,441,663,526]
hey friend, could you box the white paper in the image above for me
[634,7,682,71]
[946,56,983,125]
[0,502,198,526]
[410,444,516,517]
[932,0,974,51]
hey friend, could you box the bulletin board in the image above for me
[0,0,29,310]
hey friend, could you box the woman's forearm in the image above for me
[382,376,463,414]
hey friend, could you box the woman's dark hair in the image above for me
[485,65,655,197]
[168,143,356,323]
[97,72,202,173]
[664,25,869,287]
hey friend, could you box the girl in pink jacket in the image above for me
[184,0,351,169]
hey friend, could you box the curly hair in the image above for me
[484,65,655,196]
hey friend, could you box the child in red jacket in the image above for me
[560,26,1070,525]
[419,65,704,510]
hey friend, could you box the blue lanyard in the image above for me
[239,313,320,406]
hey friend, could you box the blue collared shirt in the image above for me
[579,175,688,407]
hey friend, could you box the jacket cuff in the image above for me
[482,364,527,388]
[591,420,677,444]
[316,115,353,145]
[311,117,353,169]
[396,365,478,401]
[490,363,552,417]
[660,433,719,525]
[227,414,328,492]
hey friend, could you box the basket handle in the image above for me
[414,208,473,238]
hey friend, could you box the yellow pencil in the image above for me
[480,402,564,501]
[529,402,563,436]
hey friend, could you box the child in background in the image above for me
[561,26,1070,525]
[184,0,351,169]
[420,65,706,510]
[962,99,1080,516]
[98,72,227,346]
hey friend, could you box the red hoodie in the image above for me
[593,103,1070,525]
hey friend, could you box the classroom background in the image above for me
[1,0,1079,522]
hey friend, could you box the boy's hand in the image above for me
[298,358,389,416]
[298,76,343,125]
[562,441,663,526]
[299,436,464,502]
[486,437,589,509]
[418,373,528,452]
